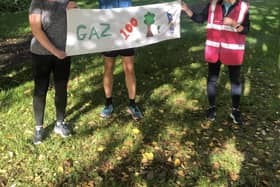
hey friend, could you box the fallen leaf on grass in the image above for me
[0,176,7,186]
[174,158,181,167]
[132,128,140,135]
[212,162,220,169]
[97,146,105,152]
[24,89,32,95]
[57,166,64,173]
[261,180,269,186]
[141,152,154,163]
[177,170,185,176]
[229,172,240,181]
[0,170,7,174]
[38,154,45,161]
[63,159,73,168]
[201,121,211,129]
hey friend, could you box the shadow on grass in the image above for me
[52,1,280,186]
[0,0,279,186]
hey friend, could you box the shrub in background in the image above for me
[0,0,30,13]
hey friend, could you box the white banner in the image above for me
[66,1,181,56]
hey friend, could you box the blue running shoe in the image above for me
[100,104,113,118]
[127,105,143,120]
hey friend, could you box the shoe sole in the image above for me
[207,117,216,121]
[230,113,240,124]
[54,129,71,138]
[100,113,112,118]
[33,141,42,145]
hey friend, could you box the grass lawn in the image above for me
[0,0,279,186]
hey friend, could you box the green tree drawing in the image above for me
[144,12,155,37]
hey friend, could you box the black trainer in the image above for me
[206,106,216,121]
[33,127,44,145]
[230,108,243,125]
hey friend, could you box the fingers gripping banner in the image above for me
[66,1,181,56]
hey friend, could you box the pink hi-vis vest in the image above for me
[205,0,249,65]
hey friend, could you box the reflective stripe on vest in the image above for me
[206,40,245,50]
[207,24,236,32]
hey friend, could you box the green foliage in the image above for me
[0,11,30,38]
[144,12,156,25]
[0,0,30,13]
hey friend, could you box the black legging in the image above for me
[32,54,71,126]
[207,61,242,109]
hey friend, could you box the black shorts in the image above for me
[102,48,135,57]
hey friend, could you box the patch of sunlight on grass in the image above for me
[265,16,277,20]
[197,177,228,187]
[172,67,184,78]
[210,138,244,175]
[271,9,279,16]
[114,60,124,75]
[278,94,280,99]
[246,37,257,45]
[244,78,251,96]
[197,177,211,187]
[167,92,200,113]
[190,63,202,70]
[262,43,268,52]
[188,45,204,52]
[251,24,262,31]
[225,82,230,91]
[167,92,187,112]
[150,84,174,101]
[250,14,263,21]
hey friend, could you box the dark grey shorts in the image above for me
[102,48,135,57]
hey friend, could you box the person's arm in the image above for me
[223,11,250,34]
[29,13,66,59]
[181,1,209,24]
[239,12,250,34]
[67,1,78,9]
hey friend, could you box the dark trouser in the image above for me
[207,61,242,109]
[32,53,71,126]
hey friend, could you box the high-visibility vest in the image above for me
[205,0,249,65]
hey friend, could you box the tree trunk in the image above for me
[146,25,153,37]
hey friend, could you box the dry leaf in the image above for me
[177,170,185,176]
[57,166,64,173]
[174,158,181,167]
[132,128,140,135]
[97,146,105,152]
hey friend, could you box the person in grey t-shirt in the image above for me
[29,0,77,144]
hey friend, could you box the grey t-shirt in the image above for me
[29,0,69,55]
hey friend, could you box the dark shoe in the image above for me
[230,108,243,125]
[127,105,143,120]
[54,121,71,138]
[206,106,216,121]
[33,127,44,145]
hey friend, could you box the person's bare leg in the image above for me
[122,56,136,100]
[103,56,116,98]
